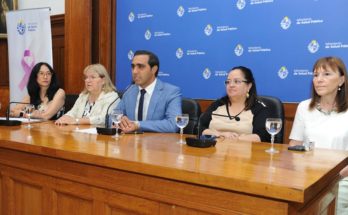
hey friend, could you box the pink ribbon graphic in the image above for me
[19,49,35,91]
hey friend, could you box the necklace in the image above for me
[316,102,336,115]
[225,103,244,121]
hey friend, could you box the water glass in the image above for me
[265,118,282,153]
[111,110,123,138]
[25,104,35,128]
[176,114,189,144]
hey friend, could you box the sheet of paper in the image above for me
[0,117,42,123]
[74,128,98,135]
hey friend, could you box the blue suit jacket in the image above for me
[115,79,182,132]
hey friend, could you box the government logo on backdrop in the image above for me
[234,44,244,56]
[280,16,291,30]
[128,12,135,22]
[144,29,152,40]
[308,40,320,53]
[176,48,184,59]
[203,68,211,79]
[16,19,26,35]
[236,0,246,10]
[128,50,134,60]
[177,6,185,17]
[278,66,288,79]
[204,24,213,36]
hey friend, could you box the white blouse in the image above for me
[289,99,348,150]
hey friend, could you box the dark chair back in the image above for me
[182,98,201,134]
[64,94,79,114]
[258,95,285,143]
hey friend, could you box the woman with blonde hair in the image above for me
[55,64,119,125]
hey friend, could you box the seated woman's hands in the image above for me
[55,115,76,125]
[218,131,240,140]
[202,129,240,140]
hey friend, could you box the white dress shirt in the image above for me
[135,79,157,121]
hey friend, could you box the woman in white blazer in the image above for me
[55,64,119,125]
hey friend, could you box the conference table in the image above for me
[0,122,347,214]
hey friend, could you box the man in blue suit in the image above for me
[115,50,182,133]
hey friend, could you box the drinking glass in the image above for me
[24,104,35,128]
[265,118,282,153]
[111,110,123,138]
[176,114,189,144]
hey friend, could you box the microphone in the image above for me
[97,82,134,135]
[96,95,120,135]
[185,112,217,148]
[0,101,30,126]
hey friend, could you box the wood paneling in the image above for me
[0,39,9,87]
[92,0,114,73]
[51,15,65,89]
[0,87,9,116]
[64,0,92,94]
[0,123,346,214]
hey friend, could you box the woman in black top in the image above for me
[10,62,65,120]
[201,66,270,142]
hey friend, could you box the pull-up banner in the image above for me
[116,0,348,102]
[6,8,53,102]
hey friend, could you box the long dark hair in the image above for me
[27,62,60,108]
[309,57,348,113]
[221,66,258,110]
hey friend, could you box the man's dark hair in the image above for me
[134,50,160,77]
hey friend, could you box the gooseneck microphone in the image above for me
[97,82,134,135]
[185,112,217,148]
[96,95,120,135]
[0,101,30,126]
[104,96,120,128]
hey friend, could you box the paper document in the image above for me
[0,117,42,123]
[74,128,98,135]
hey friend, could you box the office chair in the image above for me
[258,95,285,143]
[64,94,79,113]
[182,98,202,134]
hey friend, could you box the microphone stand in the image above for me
[96,96,120,135]
[185,112,216,148]
[97,83,134,135]
[0,102,30,126]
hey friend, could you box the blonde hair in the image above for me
[82,64,116,94]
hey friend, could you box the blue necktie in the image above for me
[137,89,146,121]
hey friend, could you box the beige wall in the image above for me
[18,0,65,15]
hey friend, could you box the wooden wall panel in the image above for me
[0,174,2,213]
[64,0,92,94]
[51,15,65,89]
[13,181,42,214]
[57,193,93,215]
[0,40,9,87]
[92,0,114,73]
[0,87,9,117]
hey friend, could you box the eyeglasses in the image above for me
[38,71,52,77]
[84,75,101,81]
[224,79,248,85]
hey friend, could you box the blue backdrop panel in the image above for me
[116,0,348,102]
